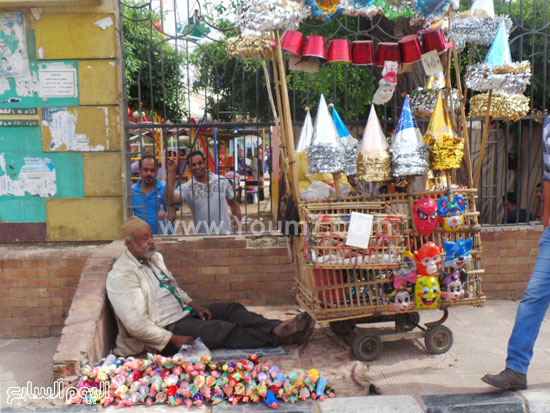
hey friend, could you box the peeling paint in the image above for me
[0,78,10,95]
[15,71,39,97]
[37,47,44,59]
[0,154,57,197]
[42,108,105,152]
[109,62,115,67]
[103,107,110,150]
[94,17,113,30]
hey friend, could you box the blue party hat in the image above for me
[485,21,511,67]
[395,97,420,135]
[332,106,352,140]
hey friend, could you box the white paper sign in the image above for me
[345,212,373,249]
[39,67,77,98]
[421,50,444,76]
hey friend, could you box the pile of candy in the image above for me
[68,353,335,408]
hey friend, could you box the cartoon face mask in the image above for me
[414,242,442,276]
[443,238,473,270]
[439,270,466,301]
[413,198,439,235]
[415,275,441,309]
[437,195,466,232]
[391,289,414,312]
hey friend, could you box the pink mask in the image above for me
[413,198,439,235]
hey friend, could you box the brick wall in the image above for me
[157,235,297,306]
[480,225,542,300]
[0,247,93,338]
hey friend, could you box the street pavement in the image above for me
[1,300,549,412]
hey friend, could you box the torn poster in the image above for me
[42,107,104,151]
[0,153,57,197]
[0,13,30,77]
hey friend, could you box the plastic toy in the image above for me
[415,275,441,309]
[437,195,466,232]
[440,270,467,301]
[413,198,439,235]
[443,238,473,270]
[394,250,417,289]
[413,242,442,276]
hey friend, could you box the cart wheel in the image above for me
[424,325,453,354]
[352,333,383,362]
[403,312,420,331]
[329,320,356,336]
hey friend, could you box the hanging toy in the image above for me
[414,0,456,19]
[437,195,465,232]
[413,197,439,235]
[415,275,441,309]
[332,105,358,176]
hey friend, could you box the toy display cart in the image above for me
[295,189,486,361]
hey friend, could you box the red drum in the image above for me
[302,35,327,60]
[280,31,304,56]
[421,27,452,53]
[399,35,422,63]
[375,42,401,66]
[351,40,374,65]
[328,39,351,64]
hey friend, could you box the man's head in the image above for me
[506,192,518,212]
[247,149,253,159]
[188,150,206,180]
[139,155,157,186]
[536,183,542,200]
[123,216,156,259]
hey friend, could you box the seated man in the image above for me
[107,216,315,357]
[505,192,532,224]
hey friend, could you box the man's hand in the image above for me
[166,158,178,176]
[169,334,195,347]
[188,301,212,320]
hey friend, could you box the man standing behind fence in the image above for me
[482,115,550,390]
[165,151,242,234]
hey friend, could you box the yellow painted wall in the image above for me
[41,106,121,152]
[46,197,124,241]
[0,0,125,241]
[83,152,122,197]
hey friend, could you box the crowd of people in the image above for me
[131,147,271,235]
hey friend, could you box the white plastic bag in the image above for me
[174,337,211,361]
[300,180,332,201]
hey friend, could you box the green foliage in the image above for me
[122,0,186,121]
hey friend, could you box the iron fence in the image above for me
[120,0,550,234]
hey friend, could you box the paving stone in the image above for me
[520,388,550,413]
[423,392,525,413]
[319,396,423,413]
[212,400,314,412]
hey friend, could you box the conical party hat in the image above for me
[360,105,388,152]
[485,21,511,67]
[390,96,429,177]
[470,0,494,17]
[308,94,344,174]
[332,106,357,176]
[311,94,342,148]
[296,110,313,153]
[357,105,391,182]
[423,92,463,170]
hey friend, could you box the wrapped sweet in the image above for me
[357,105,391,182]
[423,92,463,170]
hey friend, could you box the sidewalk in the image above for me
[1,300,549,412]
